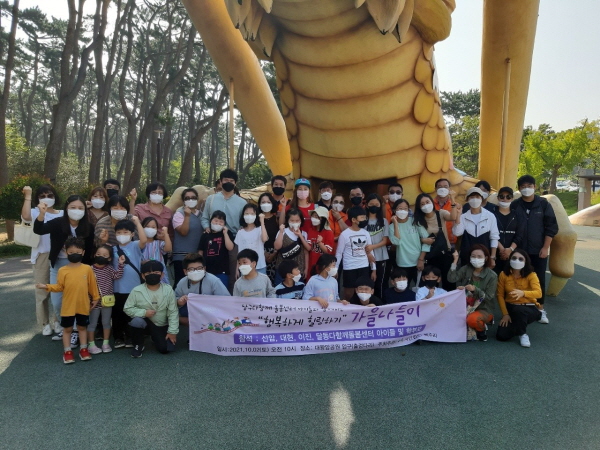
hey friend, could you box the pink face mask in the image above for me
[297,190,309,200]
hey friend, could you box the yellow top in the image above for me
[496,271,542,316]
[47,264,100,317]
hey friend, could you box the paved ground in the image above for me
[0,225,599,450]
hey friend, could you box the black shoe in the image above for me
[131,345,144,358]
[114,339,126,349]
[476,331,488,342]
[125,338,134,348]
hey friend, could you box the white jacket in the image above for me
[452,208,499,248]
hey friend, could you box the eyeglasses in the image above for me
[187,267,205,272]
[498,195,512,200]
[389,190,402,195]
[511,257,525,262]
[184,196,198,201]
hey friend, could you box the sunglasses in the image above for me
[389,190,402,195]
[498,195,512,200]
[511,257,525,262]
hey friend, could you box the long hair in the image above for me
[412,193,435,229]
[365,193,384,229]
[503,248,534,278]
[62,195,91,238]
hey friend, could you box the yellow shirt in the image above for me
[47,264,100,317]
[496,272,542,316]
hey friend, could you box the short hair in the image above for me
[392,199,410,211]
[349,184,363,194]
[214,179,221,187]
[355,276,374,289]
[388,182,403,191]
[347,206,366,220]
[64,236,85,251]
[145,182,168,198]
[114,219,136,233]
[475,180,492,192]
[517,175,536,188]
[422,265,442,278]
[88,186,108,202]
[258,192,276,208]
[141,260,164,274]
[210,210,227,223]
[390,267,408,280]
[468,244,493,268]
[237,248,258,263]
[319,181,333,190]
[498,186,514,196]
[240,203,260,228]
[316,254,336,273]
[271,175,287,186]
[435,178,450,188]
[285,208,305,228]
[96,244,113,258]
[107,195,130,213]
[35,184,60,206]
[103,179,120,188]
[141,216,158,228]
[183,253,205,269]
[220,168,238,183]
[278,260,299,279]
[503,248,534,278]
[180,188,198,201]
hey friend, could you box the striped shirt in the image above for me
[91,263,124,309]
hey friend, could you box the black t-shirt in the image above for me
[198,230,234,275]
[348,293,382,306]
[382,287,416,304]
[316,200,332,210]
[262,215,279,251]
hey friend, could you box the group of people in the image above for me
[22,168,558,363]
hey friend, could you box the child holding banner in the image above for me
[348,276,382,307]
[415,266,447,301]
[274,260,305,299]
[303,254,346,308]
[233,249,276,298]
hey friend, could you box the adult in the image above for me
[453,187,499,267]
[172,188,203,285]
[258,192,280,282]
[280,178,315,233]
[328,193,348,248]
[94,195,135,247]
[86,186,109,226]
[364,193,390,298]
[316,180,334,210]
[433,178,458,251]
[384,182,403,222]
[133,181,174,238]
[103,178,135,210]
[448,245,498,341]
[344,185,365,227]
[494,187,526,274]
[510,175,558,324]
[21,184,63,337]
[270,175,288,212]
[462,180,497,214]
[306,206,335,280]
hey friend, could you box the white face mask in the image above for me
[357,292,372,302]
[40,197,56,208]
[243,214,256,224]
[510,258,525,270]
[211,224,224,232]
[292,274,302,283]
[260,203,272,212]
[520,188,535,197]
[149,194,163,204]
[388,193,402,202]
[144,227,157,238]
[468,198,482,209]
[239,264,252,276]
[311,217,321,226]
[320,192,332,201]
[395,280,408,290]
[421,203,434,214]
[436,188,449,198]
[327,267,338,278]
[111,210,127,220]
[67,209,85,221]
[297,190,309,200]
[499,201,511,209]
[289,222,301,230]
[184,199,198,209]
[332,203,344,212]
[481,192,489,200]
[395,210,409,220]
[470,257,485,268]
[116,234,131,245]
[91,198,105,209]
[187,270,205,282]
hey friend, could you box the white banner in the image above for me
[188,290,467,356]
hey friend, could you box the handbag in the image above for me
[14,221,40,248]
[425,211,449,261]
[96,276,115,307]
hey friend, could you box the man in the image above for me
[316,181,334,210]
[462,180,498,214]
[345,185,365,227]
[104,178,136,211]
[433,178,458,250]
[384,183,403,222]
[511,175,558,324]
[270,175,288,212]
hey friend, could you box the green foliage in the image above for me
[441,89,481,124]
[0,173,52,221]
[238,160,273,190]
[448,115,479,177]
[0,242,30,258]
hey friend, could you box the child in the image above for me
[36,237,100,364]
[233,249,276,298]
[348,276,382,307]
[141,216,172,284]
[234,204,269,274]
[198,210,235,289]
[303,254,347,308]
[306,206,334,280]
[87,245,125,354]
[364,193,390,298]
[415,266,447,301]
[112,217,147,349]
[274,209,311,284]
[383,267,416,304]
[123,260,179,357]
[274,260,305,299]
[175,254,231,325]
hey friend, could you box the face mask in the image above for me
[437,188,449,198]
[320,192,332,201]
[260,203,272,212]
[520,188,535,197]
[111,210,127,220]
[272,186,285,196]
[289,222,301,230]
[239,264,252,276]
[423,279,438,289]
[388,193,401,202]
[481,192,489,200]
[187,270,205,282]
[184,199,198,209]
[297,190,309,200]
[40,197,56,208]
[358,219,368,228]
[367,206,380,214]
[149,194,163,204]
[328,267,338,278]
[144,227,157,238]
[144,273,161,286]
[67,209,85,221]
[357,292,372,302]
[292,274,302,283]
[470,257,485,268]
[311,217,321,226]
[510,258,525,270]
[67,253,83,263]
[332,203,344,212]
[244,214,256,224]
[350,196,362,206]
[94,256,110,265]
[421,203,434,214]
[499,201,511,209]
[222,182,235,192]
[395,280,408,290]
[396,210,409,220]
[211,224,224,232]
[116,234,131,245]
[106,189,119,199]
[468,198,482,209]
[91,198,105,209]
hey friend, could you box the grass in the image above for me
[0,242,30,258]
[555,191,578,215]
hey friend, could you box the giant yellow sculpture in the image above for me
[179,0,575,295]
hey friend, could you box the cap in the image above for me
[294,178,311,188]
[466,187,485,198]
[309,206,331,230]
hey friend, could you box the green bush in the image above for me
[0,242,30,258]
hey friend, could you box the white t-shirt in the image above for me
[234,226,266,269]
[27,208,64,264]
[335,227,375,270]
[57,225,78,259]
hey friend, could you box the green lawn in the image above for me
[555,191,578,216]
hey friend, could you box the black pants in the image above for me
[529,254,548,304]
[496,303,542,340]
[129,317,175,354]
[112,293,130,341]
[400,266,418,289]
[173,260,185,288]
[426,253,455,291]
[374,260,387,299]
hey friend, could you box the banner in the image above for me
[188,290,467,356]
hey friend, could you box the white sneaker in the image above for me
[42,324,53,336]
[519,334,531,348]
[538,309,549,324]
[53,321,63,334]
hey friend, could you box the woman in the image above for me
[172,188,203,285]
[133,182,174,238]
[280,178,315,233]
[21,184,63,337]
[258,192,280,283]
[496,249,543,347]
[412,192,459,290]
[448,244,498,342]
[364,193,390,298]
[95,195,135,247]
[388,199,430,287]
[86,186,109,226]
[328,193,348,249]
[493,187,526,275]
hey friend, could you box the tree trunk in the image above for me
[549,167,559,194]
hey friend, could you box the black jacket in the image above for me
[511,196,558,254]
[494,208,526,250]
[33,216,95,267]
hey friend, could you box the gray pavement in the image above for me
[0,225,599,450]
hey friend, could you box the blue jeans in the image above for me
[50,257,68,320]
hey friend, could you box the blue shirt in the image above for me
[113,241,143,294]
[302,275,340,302]
[274,282,305,299]
[415,286,447,301]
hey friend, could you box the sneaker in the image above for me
[79,347,92,360]
[125,338,134,348]
[538,309,549,324]
[476,330,488,342]
[51,331,63,341]
[131,345,144,358]
[519,334,531,348]
[101,344,112,353]
[70,332,79,349]
[114,339,126,349]
[53,321,63,334]
[63,350,75,364]
[88,345,102,355]
[42,324,53,336]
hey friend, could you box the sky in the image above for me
[19,0,600,132]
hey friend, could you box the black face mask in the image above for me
[358,219,368,228]
[350,196,363,206]
[423,279,438,289]
[94,256,110,265]
[222,182,235,193]
[144,273,161,286]
[67,253,83,263]
[106,189,119,199]
[367,206,380,214]
[272,186,285,196]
